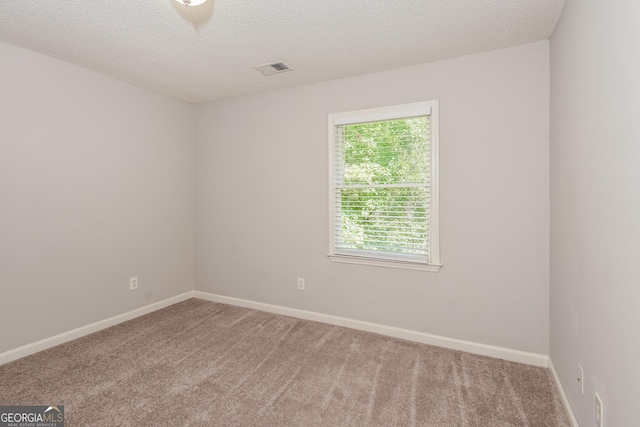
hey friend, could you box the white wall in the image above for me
[195,41,550,354]
[0,41,195,353]
[550,0,640,425]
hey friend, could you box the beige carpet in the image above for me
[0,299,569,426]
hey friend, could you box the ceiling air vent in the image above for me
[254,61,293,76]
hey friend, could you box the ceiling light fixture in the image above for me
[174,0,207,6]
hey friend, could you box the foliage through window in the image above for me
[329,102,440,270]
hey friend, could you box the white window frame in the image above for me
[327,100,441,272]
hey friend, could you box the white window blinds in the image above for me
[331,110,433,264]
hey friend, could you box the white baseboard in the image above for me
[193,291,549,367]
[549,358,580,427]
[1,290,549,369]
[0,291,195,366]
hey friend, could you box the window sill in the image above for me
[327,254,442,272]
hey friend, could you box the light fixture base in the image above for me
[175,0,208,6]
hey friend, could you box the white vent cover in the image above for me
[254,61,293,76]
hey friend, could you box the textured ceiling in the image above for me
[0,0,565,103]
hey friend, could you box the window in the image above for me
[328,101,440,271]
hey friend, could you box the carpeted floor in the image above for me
[0,299,569,426]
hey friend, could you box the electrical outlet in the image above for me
[297,277,305,291]
[577,364,584,396]
[595,393,603,427]
[130,277,138,291]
